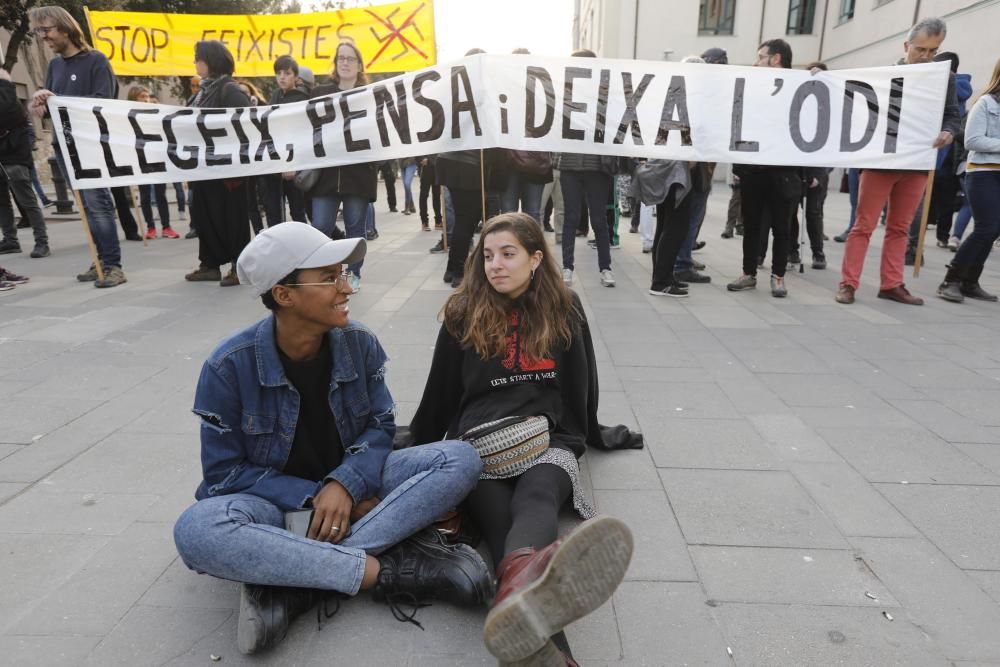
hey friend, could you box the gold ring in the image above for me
[330,526,340,532]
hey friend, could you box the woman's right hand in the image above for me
[308,480,354,544]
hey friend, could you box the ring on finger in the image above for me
[329,525,340,532]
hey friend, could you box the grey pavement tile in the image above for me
[716,376,794,417]
[749,414,842,463]
[140,558,239,609]
[757,372,876,408]
[596,360,624,391]
[716,602,947,667]
[563,598,622,662]
[817,427,1000,484]
[923,343,1000,371]
[613,581,730,666]
[23,305,166,344]
[587,448,660,490]
[850,537,1000,662]
[645,418,782,471]
[384,366,432,403]
[888,399,1000,444]
[12,522,179,636]
[790,462,918,538]
[41,432,197,495]
[690,545,898,606]
[659,469,848,549]
[0,481,27,503]
[0,444,21,460]
[0,533,108,635]
[874,359,1000,390]
[0,488,160,535]
[834,335,939,363]
[840,363,927,400]
[628,381,741,421]
[605,338,701,367]
[0,636,103,667]
[596,390,639,429]
[0,395,103,445]
[965,570,1000,605]
[138,468,201,524]
[0,339,75,374]
[120,390,199,435]
[876,484,1000,570]
[685,304,771,329]
[380,342,437,370]
[792,402,921,430]
[955,443,1000,477]
[614,365,718,384]
[593,489,698,582]
[918,389,1000,427]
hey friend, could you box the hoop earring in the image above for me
[530,269,535,281]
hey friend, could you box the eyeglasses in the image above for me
[32,26,57,38]
[284,271,355,291]
[336,56,359,64]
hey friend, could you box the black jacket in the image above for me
[310,83,377,201]
[0,80,31,167]
[268,86,310,105]
[191,76,249,109]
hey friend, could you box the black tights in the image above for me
[466,463,574,657]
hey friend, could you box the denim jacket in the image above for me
[192,316,395,511]
[965,94,1000,165]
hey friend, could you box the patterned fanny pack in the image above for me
[460,416,550,477]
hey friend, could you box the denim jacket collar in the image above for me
[254,315,359,388]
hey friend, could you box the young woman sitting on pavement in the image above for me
[408,212,637,666]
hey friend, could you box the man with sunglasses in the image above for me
[174,222,491,654]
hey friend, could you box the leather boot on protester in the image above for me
[373,528,494,613]
[483,516,633,666]
[961,264,998,301]
[237,584,331,654]
[937,263,965,303]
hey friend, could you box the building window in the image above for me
[839,0,855,22]
[699,0,736,36]
[787,0,816,34]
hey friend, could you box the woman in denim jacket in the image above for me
[174,224,491,655]
[938,58,1000,303]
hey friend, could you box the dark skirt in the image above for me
[191,178,251,269]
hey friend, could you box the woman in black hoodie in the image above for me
[183,40,251,287]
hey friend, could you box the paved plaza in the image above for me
[1,183,999,666]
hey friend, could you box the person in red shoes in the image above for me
[408,213,638,666]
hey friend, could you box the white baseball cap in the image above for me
[236,222,366,296]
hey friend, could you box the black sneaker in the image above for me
[674,269,711,284]
[0,240,22,254]
[443,270,454,283]
[649,285,688,298]
[365,230,379,241]
[693,241,706,251]
[30,244,50,259]
[184,228,198,239]
[373,529,493,621]
[812,254,827,270]
[429,240,446,253]
[788,251,802,265]
[237,584,330,654]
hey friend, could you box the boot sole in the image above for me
[236,585,268,655]
[500,640,565,667]
[483,516,633,662]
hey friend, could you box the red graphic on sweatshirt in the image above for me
[501,311,555,372]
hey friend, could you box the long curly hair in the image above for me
[443,213,578,361]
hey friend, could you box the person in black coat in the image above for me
[183,40,251,287]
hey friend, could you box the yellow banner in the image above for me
[86,0,436,77]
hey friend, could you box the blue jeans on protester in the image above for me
[312,194,369,275]
[674,186,711,273]
[174,441,481,595]
[560,170,612,272]
[54,151,122,268]
[402,163,418,209]
[500,172,544,224]
[954,170,1000,269]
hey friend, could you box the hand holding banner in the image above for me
[49,55,952,189]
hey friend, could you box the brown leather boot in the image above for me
[483,516,633,664]
[878,284,924,305]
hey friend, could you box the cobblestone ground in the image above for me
[1,181,998,666]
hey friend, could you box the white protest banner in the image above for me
[49,55,951,189]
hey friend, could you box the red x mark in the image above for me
[365,3,430,68]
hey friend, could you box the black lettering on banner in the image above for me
[95,27,115,58]
[884,77,904,154]
[201,30,216,40]
[524,66,555,138]
[277,28,294,57]
[840,80,879,152]
[297,26,313,58]
[127,109,166,173]
[130,28,151,63]
[230,108,252,164]
[306,96,337,157]
[237,31,244,59]
[373,81,412,147]
[249,106,281,161]
[219,30,234,50]
[788,80,831,152]
[267,29,275,60]
[150,29,168,62]
[57,106,100,180]
[114,26,129,60]
[163,109,198,169]
[315,25,332,59]
[94,106,134,177]
[614,72,654,145]
[247,30,266,60]
[450,65,481,139]
[340,89,371,152]
[562,66,591,141]
[594,68,610,143]
[729,78,759,152]
[197,109,233,166]
[412,71,444,142]
[655,75,692,146]
[499,94,509,134]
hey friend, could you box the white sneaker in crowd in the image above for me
[562,268,573,286]
[600,269,616,288]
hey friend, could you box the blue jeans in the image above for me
[952,178,973,240]
[30,164,52,205]
[312,194,369,275]
[366,203,376,234]
[560,170,612,272]
[674,186,711,272]
[402,163,417,208]
[174,441,481,596]
[54,151,122,268]
[954,170,1000,268]
[500,172,544,225]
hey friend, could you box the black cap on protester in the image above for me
[701,47,728,64]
